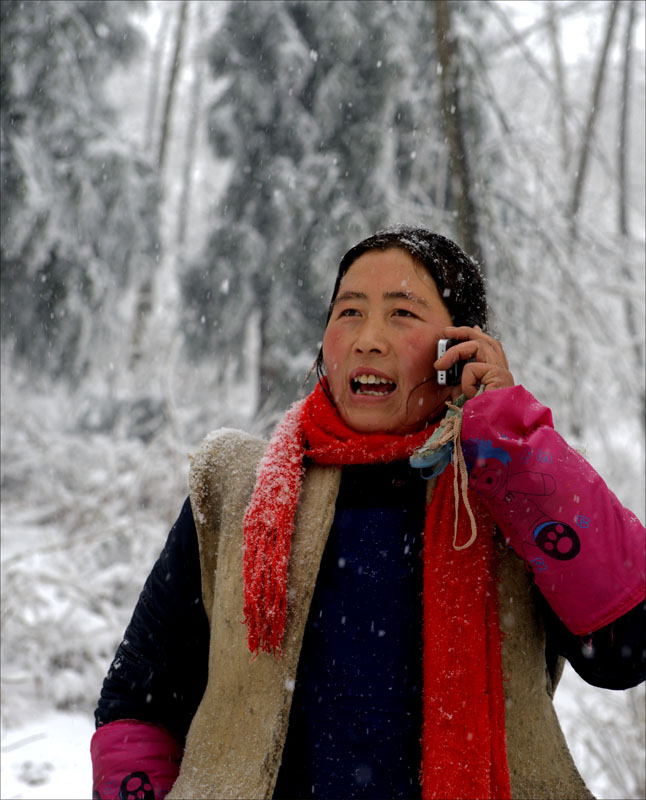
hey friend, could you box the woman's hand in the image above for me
[435,325,514,399]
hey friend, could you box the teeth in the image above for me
[355,374,392,384]
[351,374,396,396]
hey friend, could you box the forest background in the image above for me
[1,1,644,797]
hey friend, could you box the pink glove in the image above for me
[461,385,645,635]
[91,719,181,800]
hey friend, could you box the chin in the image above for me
[341,412,390,434]
[337,396,429,436]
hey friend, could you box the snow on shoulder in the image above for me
[188,428,267,524]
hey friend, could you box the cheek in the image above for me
[322,327,344,378]
[398,333,437,382]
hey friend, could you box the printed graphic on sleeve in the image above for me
[120,772,155,800]
[464,438,584,573]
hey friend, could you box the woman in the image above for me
[92,227,645,800]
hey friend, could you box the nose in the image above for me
[353,316,389,355]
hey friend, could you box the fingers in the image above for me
[434,325,514,397]
[445,325,510,369]
[461,362,514,398]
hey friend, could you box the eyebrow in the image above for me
[334,289,430,308]
[385,290,430,308]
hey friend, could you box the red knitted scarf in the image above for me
[243,381,511,799]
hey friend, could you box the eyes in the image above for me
[393,308,416,318]
[337,307,418,319]
[338,308,360,317]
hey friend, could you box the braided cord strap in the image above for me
[411,388,484,550]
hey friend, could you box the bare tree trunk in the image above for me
[617,0,644,432]
[545,0,570,172]
[618,0,636,239]
[257,282,279,420]
[128,272,153,371]
[568,0,620,240]
[157,0,189,171]
[564,0,619,438]
[131,0,189,369]
[143,2,172,152]
[433,0,485,272]
[176,1,205,251]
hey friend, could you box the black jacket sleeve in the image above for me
[543,597,646,690]
[94,497,209,745]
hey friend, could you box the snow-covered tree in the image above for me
[0,0,161,381]
[181,1,448,413]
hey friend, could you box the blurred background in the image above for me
[1,1,644,797]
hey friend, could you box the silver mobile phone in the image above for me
[436,338,463,386]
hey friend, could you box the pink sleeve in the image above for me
[461,385,645,635]
[91,719,182,800]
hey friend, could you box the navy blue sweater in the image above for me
[96,463,645,799]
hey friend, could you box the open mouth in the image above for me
[350,374,398,396]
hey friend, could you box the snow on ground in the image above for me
[1,711,93,799]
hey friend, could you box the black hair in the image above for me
[314,225,488,382]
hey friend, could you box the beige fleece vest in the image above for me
[167,429,593,800]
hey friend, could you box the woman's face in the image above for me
[322,248,454,435]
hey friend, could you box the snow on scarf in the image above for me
[243,380,511,799]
